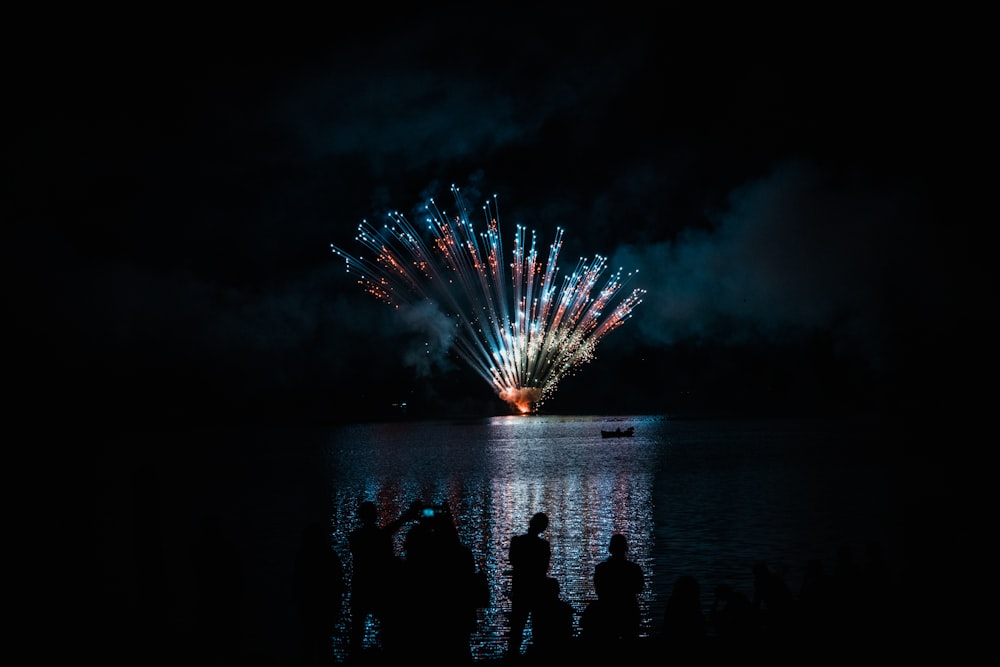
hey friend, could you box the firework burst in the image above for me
[330,185,645,414]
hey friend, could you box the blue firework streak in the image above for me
[331,185,645,414]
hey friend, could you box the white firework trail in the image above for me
[331,184,645,414]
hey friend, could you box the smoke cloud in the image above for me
[614,159,920,371]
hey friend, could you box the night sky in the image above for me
[11,5,989,430]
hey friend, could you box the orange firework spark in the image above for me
[331,185,645,414]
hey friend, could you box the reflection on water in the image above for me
[320,414,891,662]
[326,414,660,660]
[98,414,894,663]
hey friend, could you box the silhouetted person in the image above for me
[797,557,834,642]
[294,521,346,664]
[862,540,892,599]
[709,584,758,646]
[830,543,864,638]
[191,512,245,663]
[525,576,576,661]
[660,574,706,649]
[127,464,169,661]
[860,540,896,643]
[347,500,416,656]
[388,502,482,666]
[507,511,551,658]
[751,560,796,638]
[585,533,645,646]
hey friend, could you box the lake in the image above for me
[96,413,901,662]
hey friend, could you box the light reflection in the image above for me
[327,415,658,661]
[101,415,892,664]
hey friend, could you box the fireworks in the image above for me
[330,185,645,414]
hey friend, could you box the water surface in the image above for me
[99,414,897,662]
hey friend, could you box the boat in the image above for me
[601,426,634,438]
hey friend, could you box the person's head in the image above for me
[609,533,628,556]
[529,512,549,534]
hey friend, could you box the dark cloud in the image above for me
[619,159,921,363]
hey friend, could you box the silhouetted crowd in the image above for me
[284,501,901,665]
